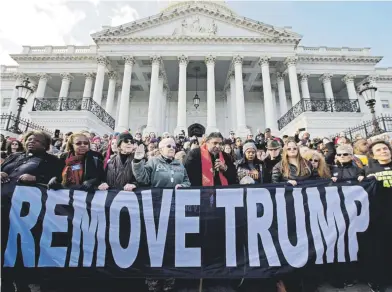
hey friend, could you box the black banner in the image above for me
[1,180,376,280]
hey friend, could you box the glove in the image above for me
[47,177,63,190]
[80,179,96,192]
[134,144,145,160]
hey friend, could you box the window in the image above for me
[381,100,390,109]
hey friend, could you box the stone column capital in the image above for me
[84,72,96,80]
[60,73,74,81]
[107,71,118,80]
[178,55,189,66]
[13,72,28,81]
[37,73,51,81]
[299,72,310,82]
[150,55,162,65]
[258,56,270,66]
[276,72,286,81]
[233,55,243,65]
[342,74,356,84]
[97,56,108,66]
[319,73,333,83]
[284,56,298,67]
[123,56,135,65]
[205,55,216,66]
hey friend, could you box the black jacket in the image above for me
[1,151,62,184]
[59,150,105,186]
[271,160,313,183]
[330,161,364,180]
[184,148,237,186]
[263,154,281,184]
[324,142,336,166]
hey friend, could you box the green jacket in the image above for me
[132,155,191,188]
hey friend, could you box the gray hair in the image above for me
[336,144,353,155]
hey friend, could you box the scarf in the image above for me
[200,144,228,186]
[62,152,84,187]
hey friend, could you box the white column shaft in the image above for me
[277,75,288,116]
[229,75,237,132]
[145,57,160,134]
[322,80,334,99]
[36,77,48,98]
[346,81,357,100]
[83,75,94,98]
[286,58,301,105]
[92,62,106,105]
[176,57,187,134]
[116,58,134,132]
[234,62,246,130]
[105,77,116,116]
[300,77,310,100]
[260,60,275,130]
[59,78,71,98]
[156,77,164,134]
[206,57,218,134]
[161,90,168,132]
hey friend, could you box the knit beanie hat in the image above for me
[117,132,133,147]
[243,142,257,153]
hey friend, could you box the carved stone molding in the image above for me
[107,71,118,80]
[60,73,74,81]
[298,55,382,65]
[299,73,309,82]
[284,56,298,67]
[233,55,243,65]
[258,56,270,66]
[84,72,96,80]
[11,55,97,62]
[13,72,28,81]
[319,73,333,83]
[96,56,108,66]
[205,55,216,66]
[342,74,356,84]
[178,55,189,66]
[150,55,162,65]
[123,56,135,65]
[37,73,51,81]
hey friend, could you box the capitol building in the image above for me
[1,0,391,138]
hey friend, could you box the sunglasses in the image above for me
[166,144,176,149]
[287,147,298,151]
[123,139,133,144]
[74,141,89,146]
[309,159,319,162]
[337,153,350,157]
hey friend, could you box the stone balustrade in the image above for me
[21,45,97,55]
[296,46,371,56]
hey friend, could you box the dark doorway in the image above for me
[188,123,205,137]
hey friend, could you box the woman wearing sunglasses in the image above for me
[49,132,105,191]
[302,150,331,179]
[330,144,363,182]
[271,139,313,186]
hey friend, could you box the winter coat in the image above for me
[324,142,336,166]
[236,158,264,184]
[330,161,364,180]
[271,160,313,183]
[132,155,190,188]
[105,153,137,189]
[263,154,282,184]
[184,148,237,187]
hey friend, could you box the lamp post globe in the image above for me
[359,81,383,136]
[10,78,35,134]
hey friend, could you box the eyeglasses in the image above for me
[74,142,89,146]
[336,153,350,157]
[166,144,176,149]
[287,147,298,151]
[309,159,319,162]
[123,139,133,144]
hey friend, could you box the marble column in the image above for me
[299,73,310,100]
[59,73,73,98]
[226,88,232,132]
[156,72,165,134]
[320,74,334,100]
[83,72,95,100]
[35,73,51,98]
[233,56,248,137]
[105,71,117,116]
[229,73,237,132]
[271,87,278,128]
[259,56,275,130]
[92,56,107,105]
[116,56,135,132]
[115,83,122,123]
[175,55,188,135]
[145,55,161,135]
[8,73,27,114]
[285,56,301,105]
[276,72,288,116]
[342,74,357,100]
[161,86,168,132]
[205,55,218,134]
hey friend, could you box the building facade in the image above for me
[1,0,392,137]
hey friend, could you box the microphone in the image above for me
[213,152,219,175]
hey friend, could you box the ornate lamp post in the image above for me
[9,78,35,134]
[193,67,200,109]
[359,81,383,136]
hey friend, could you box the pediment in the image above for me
[92,7,302,42]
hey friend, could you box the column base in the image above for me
[205,126,220,136]
[115,124,129,132]
[235,126,250,139]
[174,126,187,137]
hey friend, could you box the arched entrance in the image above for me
[188,123,205,137]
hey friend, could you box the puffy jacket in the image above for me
[236,158,264,184]
[132,155,190,188]
[271,160,313,183]
[330,161,364,180]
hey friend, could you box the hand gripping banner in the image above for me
[1,180,377,280]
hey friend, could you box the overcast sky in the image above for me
[1,0,391,67]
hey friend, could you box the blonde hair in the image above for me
[302,150,331,178]
[281,141,311,178]
[336,144,353,155]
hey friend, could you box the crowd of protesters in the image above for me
[0,126,391,292]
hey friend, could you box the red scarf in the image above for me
[62,153,84,187]
[200,144,228,186]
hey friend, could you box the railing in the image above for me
[32,98,115,129]
[0,113,53,135]
[278,98,361,130]
[335,114,392,140]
